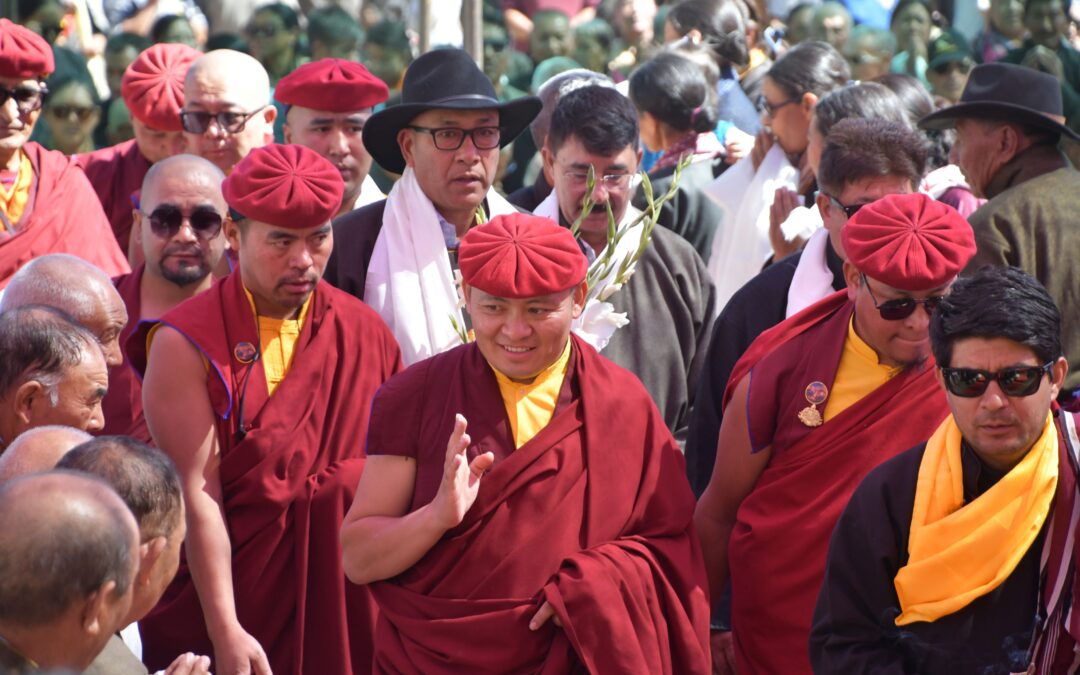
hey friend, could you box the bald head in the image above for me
[142,153,227,207]
[0,471,138,669]
[1,255,128,367]
[182,50,276,174]
[0,425,92,482]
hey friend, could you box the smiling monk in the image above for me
[341,211,711,674]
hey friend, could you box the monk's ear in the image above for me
[131,211,143,248]
[282,123,293,144]
[461,282,473,308]
[223,217,243,251]
[842,261,861,303]
[570,282,587,319]
[541,143,555,186]
[13,380,49,426]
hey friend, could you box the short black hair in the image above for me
[0,306,97,402]
[548,85,639,156]
[252,2,300,30]
[1024,0,1065,15]
[890,0,933,28]
[813,82,908,139]
[308,5,364,46]
[630,50,719,134]
[150,14,192,44]
[105,31,152,56]
[931,266,1062,368]
[666,0,749,68]
[816,118,927,195]
[767,40,850,100]
[58,436,183,542]
[366,20,412,53]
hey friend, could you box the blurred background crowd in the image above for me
[4,0,1080,196]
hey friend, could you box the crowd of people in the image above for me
[2,0,1080,673]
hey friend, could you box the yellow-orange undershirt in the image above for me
[0,151,33,230]
[244,287,311,396]
[822,316,902,421]
[490,339,572,449]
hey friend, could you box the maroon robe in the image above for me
[128,270,402,675]
[0,142,129,288]
[720,291,949,675]
[99,265,148,441]
[364,335,711,674]
[75,138,151,252]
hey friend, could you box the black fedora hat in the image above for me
[920,62,1080,141]
[362,48,542,173]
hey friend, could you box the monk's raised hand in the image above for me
[433,414,494,529]
[528,599,563,631]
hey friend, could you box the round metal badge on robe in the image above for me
[798,381,828,427]
[233,341,257,364]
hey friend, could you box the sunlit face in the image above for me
[1026,0,1067,49]
[135,168,227,290]
[466,284,586,381]
[43,82,100,155]
[398,108,500,217]
[132,118,186,164]
[545,135,640,246]
[182,70,274,174]
[30,345,109,433]
[226,218,333,318]
[941,337,1066,470]
[0,76,45,156]
[617,0,657,44]
[78,287,129,368]
[760,77,813,155]
[847,266,951,368]
[817,175,915,260]
[285,107,373,202]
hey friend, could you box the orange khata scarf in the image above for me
[894,412,1058,625]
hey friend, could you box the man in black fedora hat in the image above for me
[921,61,1080,409]
[325,48,542,366]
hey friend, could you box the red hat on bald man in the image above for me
[842,192,976,291]
[275,58,389,112]
[459,213,587,299]
[0,18,54,79]
[121,43,200,132]
[222,144,344,229]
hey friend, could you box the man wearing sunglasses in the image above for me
[276,59,389,217]
[326,49,541,366]
[76,43,200,262]
[179,49,275,176]
[812,266,1078,674]
[97,154,227,444]
[132,144,401,675]
[695,193,976,675]
[0,19,128,289]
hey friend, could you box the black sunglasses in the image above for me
[940,362,1055,398]
[862,273,945,321]
[141,205,223,241]
[822,192,864,220]
[180,108,265,134]
[0,83,47,114]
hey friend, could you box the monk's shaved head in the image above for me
[185,49,271,111]
[141,153,226,209]
[1,255,128,367]
[0,425,92,482]
[182,50,276,174]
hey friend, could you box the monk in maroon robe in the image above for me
[694,193,978,675]
[0,20,128,287]
[101,154,227,440]
[135,145,401,674]
[76,43,199,257]
[342,213,711,674]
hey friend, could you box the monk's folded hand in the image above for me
[213,626,272,675]
[164,652,212,675]
[528,600,563,631]
[432,414,495,530]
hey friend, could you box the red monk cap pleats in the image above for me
[0,19,54,79]
[842,192,976,291]
[459,213,588,298]
[222,144,344,229]
[275,59,389,112]
[121,43,200,132]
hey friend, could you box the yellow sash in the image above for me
[491,339,571,449]
[0,151,33,230]
[894,412,1058,625]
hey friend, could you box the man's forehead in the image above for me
[555,141,636,168]
[144,171,225,209]
[411,107,499,126]
[0,76,43,89]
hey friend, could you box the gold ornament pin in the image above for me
[798,381,828,427]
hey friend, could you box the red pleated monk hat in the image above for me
[842,192,976,291]
[121,43,201,132]
[459,213,588,299]
[0,18,55,79]
[275,58,389,112]
[222,144,344,229]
